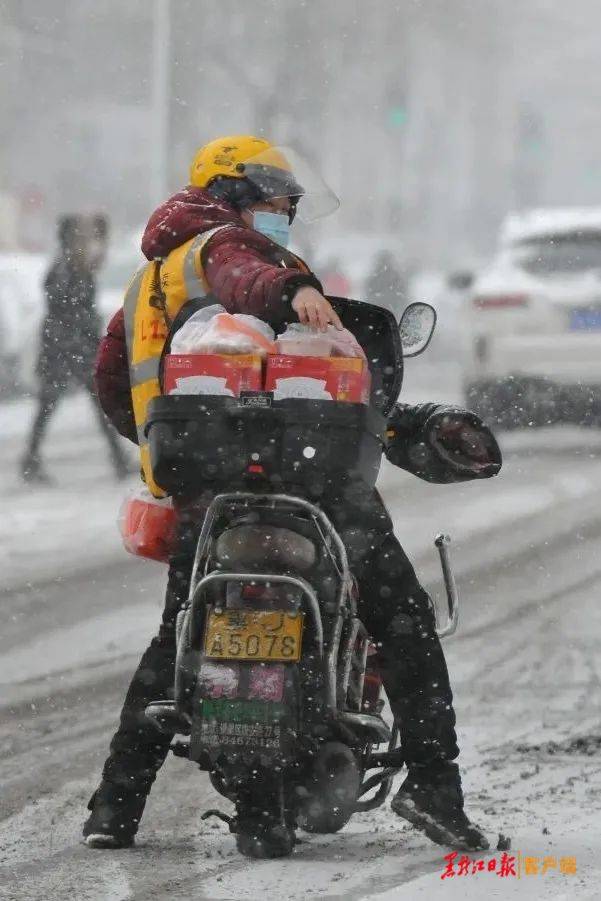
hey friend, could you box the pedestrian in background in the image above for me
[89,213,110,272]
[21,214,129,483]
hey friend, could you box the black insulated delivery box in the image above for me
[145,393,386,498]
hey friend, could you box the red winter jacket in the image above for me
[94,187,322,443]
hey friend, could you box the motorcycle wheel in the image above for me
[297,741,361,834]
[233,769,296,859]
[235,822,296,859]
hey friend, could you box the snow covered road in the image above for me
[2,391,601,898]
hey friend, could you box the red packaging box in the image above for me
[264,355,371,404]
[163,353,263,396]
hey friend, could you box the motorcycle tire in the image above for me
[297,741,361,834]
[236,822,296,859]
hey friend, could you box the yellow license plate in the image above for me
[204,609,304,662]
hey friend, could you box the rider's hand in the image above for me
[292,287,344,332]
[434,417,490,463]
[429,412,500,475]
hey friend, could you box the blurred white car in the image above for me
[0,253,46,396]
[463,208,601,426]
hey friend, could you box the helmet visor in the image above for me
[239,145,339,223]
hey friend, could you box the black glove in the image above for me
[385,403,502,483]
[423,408,502,481]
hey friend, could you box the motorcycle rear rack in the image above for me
[189,570,324,655]
[175,568,340,712]
[188,492,354,611]
[177,492,361,714]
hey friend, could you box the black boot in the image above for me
[391,762,489,851]
[82,634,178,849]
[83,777,152,849]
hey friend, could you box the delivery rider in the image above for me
[85,135,500,851]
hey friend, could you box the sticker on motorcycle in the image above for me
[198,661,240,699]
[199,699,285,750]
[248,663,285,701]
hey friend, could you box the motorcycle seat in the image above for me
[214,523,316,575]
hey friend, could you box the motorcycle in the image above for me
[144,301,459,858]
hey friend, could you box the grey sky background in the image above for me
[2,0,600,265]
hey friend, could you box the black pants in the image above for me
[99,491,459,795]
[23,373,127,474]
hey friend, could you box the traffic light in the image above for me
[386,81,408,129]
[388,106,408,128]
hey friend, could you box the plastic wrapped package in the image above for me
[275,322,365,359]
[170,305,226,353]
[118,488,178,563]
[171,308,275,357]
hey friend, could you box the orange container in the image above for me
[119,490,178,563]
[265,354,371,404]
[163,353,263,396]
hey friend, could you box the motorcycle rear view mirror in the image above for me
[399,302,437,357]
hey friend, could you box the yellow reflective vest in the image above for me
[123,226,228,496]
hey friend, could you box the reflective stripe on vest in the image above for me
[123,225,231,496]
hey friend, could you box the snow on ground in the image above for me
[4,385,601,699]
[1,392,138,591]
[3,510,601,899]
[3,374,601,899]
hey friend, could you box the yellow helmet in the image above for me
[190,135,290,188]
[189,135,340,223]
